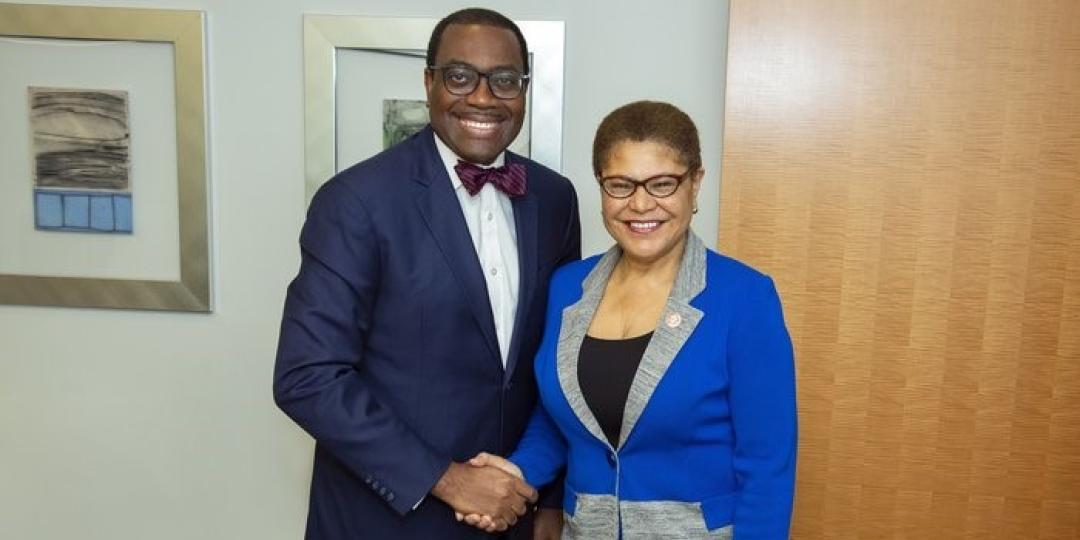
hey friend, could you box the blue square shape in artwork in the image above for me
[113,194,133,233]
[90,195,115,231]
[35,191,64,229]
[63,194,90,229]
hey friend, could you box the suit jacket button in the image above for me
[606,451,616,466]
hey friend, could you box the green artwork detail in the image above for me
[383,99,428,149]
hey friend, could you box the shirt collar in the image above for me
[432,130,506,192]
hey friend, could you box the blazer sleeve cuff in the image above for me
[387,453,452,516]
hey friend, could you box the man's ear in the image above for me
[423,68,435,97]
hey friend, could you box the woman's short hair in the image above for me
[592,100,701,175]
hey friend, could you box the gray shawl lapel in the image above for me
[555,233,708,450]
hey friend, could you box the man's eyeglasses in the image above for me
[598,169,694,199]
[427,64,530,100]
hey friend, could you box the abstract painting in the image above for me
[31,87,130,189]
[382,99,428,149]
[30,87,133,233]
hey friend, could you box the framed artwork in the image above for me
[0,3,211,312]
[303,15,565,201]
[30,86,134,234]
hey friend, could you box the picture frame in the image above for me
[303,15,565,201]
[0,3,211,312]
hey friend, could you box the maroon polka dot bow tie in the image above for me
[454,160,527,198]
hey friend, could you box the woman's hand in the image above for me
[468,451,524,478]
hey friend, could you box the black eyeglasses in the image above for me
[427,64,530,100]
[598,169,694,199]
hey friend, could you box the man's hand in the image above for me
[466,454,562,539]
[459,452,534,533]
[431,460,537,532]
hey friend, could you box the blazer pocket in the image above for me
[561,485,618,540]
[620,493,736,540]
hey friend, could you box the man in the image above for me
[274,8,580,539]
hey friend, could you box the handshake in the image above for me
[432,452,537,533]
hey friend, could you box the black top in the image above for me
[578,332,653,448]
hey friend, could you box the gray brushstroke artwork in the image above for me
[30,87,130,190]
[383,99,428,149]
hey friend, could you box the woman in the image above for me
[468,101,797,539]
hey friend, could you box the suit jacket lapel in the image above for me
[412,127,502,364]
[556,233,709,450]
[504,154,538,382]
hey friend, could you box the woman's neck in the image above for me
[610,235,686,289]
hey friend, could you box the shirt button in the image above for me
[486,212,494,221]
[490,267,498,276]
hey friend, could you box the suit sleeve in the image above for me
[273,181,450,515]
[727,275,798,539]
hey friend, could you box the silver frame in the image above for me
[0,3,211,312]
[303,15,565,201]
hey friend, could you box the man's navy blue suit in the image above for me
[274,126,580,539]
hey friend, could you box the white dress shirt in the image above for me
[433,133,520,367]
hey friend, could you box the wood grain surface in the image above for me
[720,1,1080,538]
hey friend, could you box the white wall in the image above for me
[0,1,728,538]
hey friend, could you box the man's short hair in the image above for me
[426,8,530,75]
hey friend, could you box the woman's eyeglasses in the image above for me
[598,169,693,199]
